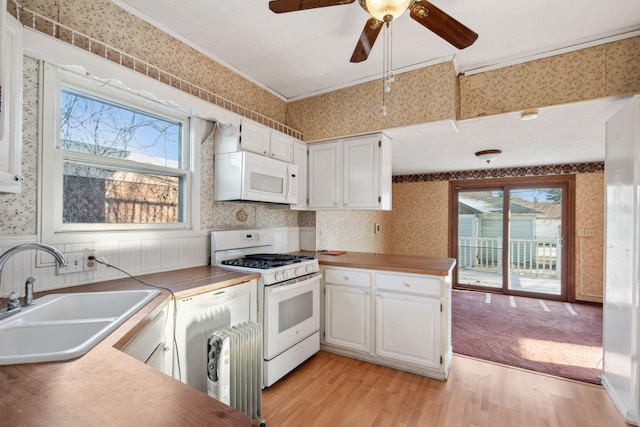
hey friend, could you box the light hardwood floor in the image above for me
[262,351,629,427]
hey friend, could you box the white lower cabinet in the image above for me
[121,302,174,376]
[322,266,452,380]
[325,284,371,353]
[375,291,440,369]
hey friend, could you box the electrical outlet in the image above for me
[57,252,85,274]
[84,249,98,271]
[578,228,596,237]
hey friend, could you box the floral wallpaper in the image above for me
[315,210,392,253]
[459,37,640,120]
[287,61,458,142]
[211,202,299,230]
[10,0,299,138]
[0,57,38,235]
[388,180,449,258]
[574,173,605,302]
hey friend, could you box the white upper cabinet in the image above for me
[239,119,270,156]
[308,140,341,209]
[215,118,294,163]
[308,133,391,210]
[0,12,24,194]
[269,130,294,162]
[291,140,308,210]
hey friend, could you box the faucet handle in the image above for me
[7,291,21,311]
[25,277,35,306]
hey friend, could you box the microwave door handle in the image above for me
[286,164,298,202]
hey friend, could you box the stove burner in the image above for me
[222,253,315,269]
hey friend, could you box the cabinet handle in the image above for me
[14,175,24,182]
[403,282,411,288]
[343,276,349,281]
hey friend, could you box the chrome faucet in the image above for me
[0,244,68,320]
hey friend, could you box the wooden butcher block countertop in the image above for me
[301,251,456,276]
[0,266,260,427]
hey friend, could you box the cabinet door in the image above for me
[375,291,441,369]
[269,131,293,162]
[122,303,173,376]
[325,284,371,353]
[0,15,23,194]
[308,141,341,209]
[343,135,380,209]
[239,120,270,156]
[291,140,307,210]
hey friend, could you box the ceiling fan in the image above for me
[268,0,478,63]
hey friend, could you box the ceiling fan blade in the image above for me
[269,0,355,14]
[350,18,383,63]
[410,1,478,49]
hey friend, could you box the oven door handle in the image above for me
[268,273,321,294]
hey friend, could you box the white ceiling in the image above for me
[111,0,640,174]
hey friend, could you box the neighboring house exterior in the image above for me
[458,192,560,273]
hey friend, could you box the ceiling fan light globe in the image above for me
[360,0,413,22]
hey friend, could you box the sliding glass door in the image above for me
[507,188,563,296]
[457,190,504,290]
[451,176,573,301]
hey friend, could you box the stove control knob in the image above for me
[275,272,283,282]
[306,265,313,274]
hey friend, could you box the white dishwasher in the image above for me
[173,279,257,393]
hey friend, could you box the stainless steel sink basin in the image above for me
[0,289,159,365]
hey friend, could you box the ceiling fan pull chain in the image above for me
[380,21,389,117]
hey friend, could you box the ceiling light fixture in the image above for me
[359,0,414,116]
[475,149,502,164]
[520,110,538,121]
[360,0,413,22]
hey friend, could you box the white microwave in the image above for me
[214,151,298,204]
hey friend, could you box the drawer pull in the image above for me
[403,282,411,287]
[344,276,349,281]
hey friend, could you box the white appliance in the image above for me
[173,280,257,393]
[211,229,320,387]
[214,151,298,204]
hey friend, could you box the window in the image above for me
[41,63,192,239]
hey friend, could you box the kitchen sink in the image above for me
[0,289,159,365]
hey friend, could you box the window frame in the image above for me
[40,62,195,243]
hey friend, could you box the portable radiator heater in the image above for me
[207,321,264,426]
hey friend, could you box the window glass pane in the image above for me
[60,88,182,168]
[63,161,182,224]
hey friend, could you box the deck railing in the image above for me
[458,237,561,278]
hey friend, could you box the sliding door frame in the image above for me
[448,175,576,302]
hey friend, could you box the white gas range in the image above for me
[211,229,321,387]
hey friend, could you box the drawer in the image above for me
[324,267,371,287]
[375,272,441,297]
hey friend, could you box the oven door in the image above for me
[264,273,320,360]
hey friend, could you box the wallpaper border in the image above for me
[8,0,304,140]
[392,162,604,183]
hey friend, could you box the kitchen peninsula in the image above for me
[0,266,259,427]
[307,251,456,380]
